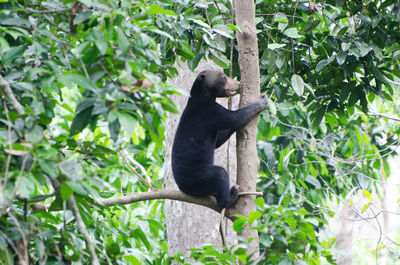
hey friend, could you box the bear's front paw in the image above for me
[228,185,239,205]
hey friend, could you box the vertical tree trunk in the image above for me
[336,203,354,265]
[164,61,238,258]
[232,0,261,259]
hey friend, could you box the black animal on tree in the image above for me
[172,70,268,209]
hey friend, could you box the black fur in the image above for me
[172,70,268,209]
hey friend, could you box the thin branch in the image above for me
[24,7,73,14]
[0,75,25,116]
[2,101,12,188]
[47,176,100,264]
[366,111,400,122]
[119,150,155,190]
[68,195,100,265]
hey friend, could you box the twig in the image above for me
[0,75,25,116]
[119,150,155,189]
[24,7,73,14]
[47,176,100,264]
[2,101,12,189]
[68,195,100,265]
[366,111,400,122]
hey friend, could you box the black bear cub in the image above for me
[172,70,268,209]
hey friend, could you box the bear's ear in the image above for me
[197,73,206,81]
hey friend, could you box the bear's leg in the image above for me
[204,165,239,209]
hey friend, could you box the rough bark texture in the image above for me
[232,0,261,259]
[164,61,238,257]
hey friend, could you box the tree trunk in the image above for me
[164,61,238,258]
[232,0,261,259]
[335,203,354,265]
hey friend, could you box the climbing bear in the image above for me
[172,70,268,209]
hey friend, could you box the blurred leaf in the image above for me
[283,28,303,38]
[59,74,98,92]
[38,159,59,177]
[60,183,74,200]
[116,28,130,54]
[118,112,137,134]
[291,74,304,96]
[25,124,43,143]
[58,160,82,179]
[146,4,176,16]
[362,190,373,201]
[268,43,286,50]
[70,107,94,136]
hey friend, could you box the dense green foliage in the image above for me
[0,0,399,264]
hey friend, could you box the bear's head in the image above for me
[190,70,240,99]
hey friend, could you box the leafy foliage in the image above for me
[0,0,400,264]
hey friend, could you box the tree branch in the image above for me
[0,75,25,116]
[29,189,262,220]
[97,189,220,212]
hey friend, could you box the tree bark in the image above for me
[232,0,261,259]
[164,61,238,258]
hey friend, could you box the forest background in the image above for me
[1,0,400,264]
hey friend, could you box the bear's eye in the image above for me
[198,74,205,80]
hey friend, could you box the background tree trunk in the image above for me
[164,61,238,257]
[231,0,261,259]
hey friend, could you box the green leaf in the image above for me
[118,112,137,134]
[358,41,370,57]
[60,183,74,200]
[25,124,44,143]
[161,98,179,113]
[133,228,151,250]
[268,43,286,50]
[312,105,326,128]
[226,23,242,32]
[305,175,321,189]
[337,50,347,65]
[316,59,329,72]
[116,28,130,54]
[3,45,27,63]
[124,255,141,265]
[232,219,246,232]
[248,211,262,224]
[94,33,107,55]
[38,159,59,177]
[67,181,87,196]
[146,4,176,16]
[274,13,288,23]
[70,106,94,136]
[58,160,82,179]
[149,28,174,41]
[75,98,97,113]
[209,50,229,68]
[176,42,194,60]
[291,74,304,96]
[190,19,210,28]
[59,74,98,92]
[212,24,233,39]
[283,28,303,38]
[16,175,35,198]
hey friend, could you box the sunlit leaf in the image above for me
[291,74,304,96]
[362,190,373,201]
